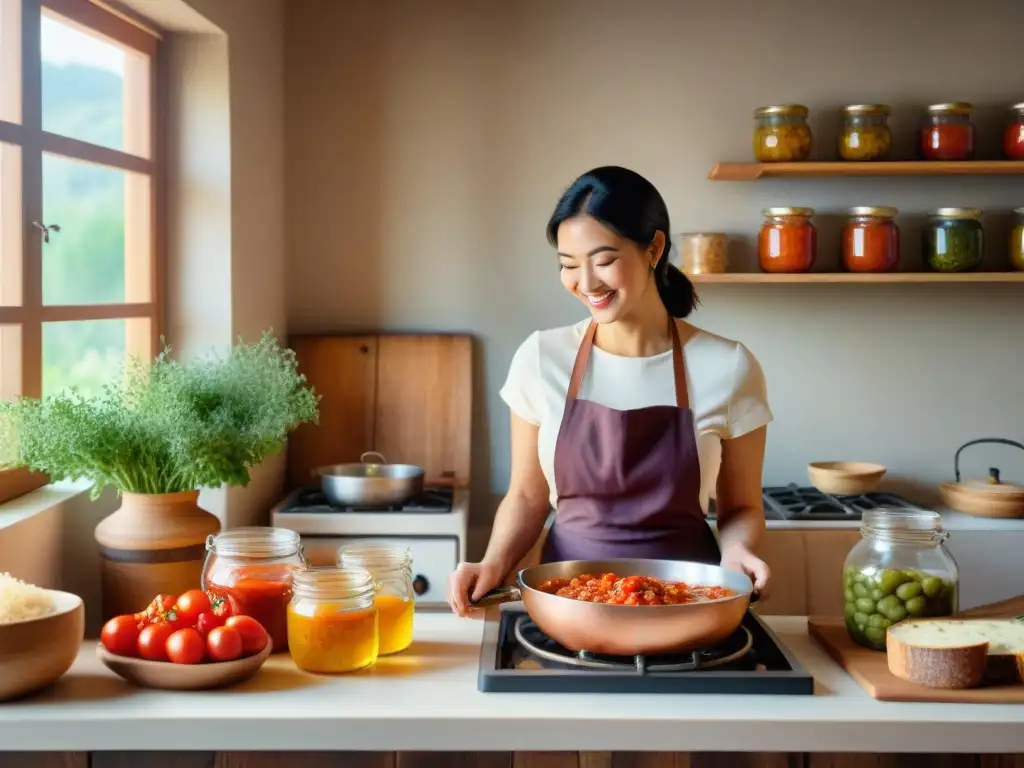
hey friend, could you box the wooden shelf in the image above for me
[689,272,1024,284]
[707,161,1024,181]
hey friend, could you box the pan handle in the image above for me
[361,451,387,465]
[469,585,522,608]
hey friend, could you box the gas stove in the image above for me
[708,484,927,522]
[279,486,455,514]
[477,605,814,694]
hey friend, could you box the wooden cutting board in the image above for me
[285,333,472,489]
[808,594,1024,702]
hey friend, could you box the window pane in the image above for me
[40,11,151,157]
[0,0,19,124]
[0,142,20,306]
[43,318,125,398]
[0,323,19,400]
[42,153,134,305]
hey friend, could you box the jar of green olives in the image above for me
[842,509,959,652]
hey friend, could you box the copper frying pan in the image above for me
[471,558,758,656]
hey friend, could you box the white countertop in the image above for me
[2,609,1023,754]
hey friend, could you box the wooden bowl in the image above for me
[97,641,272,690]
[939,481,1024,519]
[0,590,85,701]
[808,461,887,495]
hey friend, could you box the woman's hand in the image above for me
[720,543,771,597]
[446,560,507,617]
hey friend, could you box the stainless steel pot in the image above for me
[315,451,424,507]
[471,558,758,656]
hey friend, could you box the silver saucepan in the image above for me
[470,558,759,656]
[314,451,425,507]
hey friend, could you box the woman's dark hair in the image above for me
[545,165,698,319]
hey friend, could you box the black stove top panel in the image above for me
[280,486,454,514]
[478,606,815,695]
[707,484,925,521]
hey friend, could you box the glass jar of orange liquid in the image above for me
[758,207,817,273]
[202,527,307,653]
[337,542,415,655]
[287,566,379,674]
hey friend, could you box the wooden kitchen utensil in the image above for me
[808,594,1024,702]
[808,461,886,495]
[938,438,1024,519]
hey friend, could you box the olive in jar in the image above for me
[922,208,984,272]
[753,105,812,163]
[839,105,892,162]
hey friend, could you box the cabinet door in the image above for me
[286,336,378,489]
[751,530,807,616]
[803,530,860,617]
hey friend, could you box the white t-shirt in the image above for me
[499,320,773,512]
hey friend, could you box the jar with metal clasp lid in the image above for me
[338,542,415,655]
[287,566,379,674]
[201,527,307,653]
[842,509,959,652]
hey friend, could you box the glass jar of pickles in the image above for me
[922,208,984,272]
[338,542,415,655]
[1005,103,1024,160]
[287,566,379,674]
[1011,207,1024,272]
[920,103,975,161]
[202,527,307,653]
[757,207,816,273]
[843,509,959,651]
[753,105,812,162]
[842,207,899,273]
[839,105,892,161]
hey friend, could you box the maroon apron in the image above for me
[541,319,721,564]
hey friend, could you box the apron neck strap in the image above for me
[567,318,690,409]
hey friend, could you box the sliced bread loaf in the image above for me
[887,618,1024,689]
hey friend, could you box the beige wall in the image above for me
[284,0,1024,540]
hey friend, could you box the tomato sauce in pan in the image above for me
[535,573,737,606]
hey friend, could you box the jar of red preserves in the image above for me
[202,527,307,653]
[758,207,816,273]
[1004,103,1024,160]
[920,103,974,161]
[842,207,900,273]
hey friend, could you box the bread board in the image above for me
[808,594,1024,703]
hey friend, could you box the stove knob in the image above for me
[412,575,429,595]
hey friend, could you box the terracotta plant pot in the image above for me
[94,491,221,620]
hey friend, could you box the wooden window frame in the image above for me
[0,0,163,504]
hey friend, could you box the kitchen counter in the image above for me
[714,507,1024,531]
[1,611,1022,754]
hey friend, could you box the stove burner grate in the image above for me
[283,486,454,514]
[512,615,754,674]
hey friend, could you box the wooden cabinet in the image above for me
[753,530,860,617]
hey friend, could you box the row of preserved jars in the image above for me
[201,527,416,674]
[758,206,1024,274]
[753,102,1024,163]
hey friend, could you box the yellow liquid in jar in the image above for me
[286,602,379,674]
[376,593,414,655]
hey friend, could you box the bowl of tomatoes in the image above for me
[97,590,272,690]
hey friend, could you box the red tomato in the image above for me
[166,628,205,664]
[137,621,176,661]
[174,589,212,625]
[207,591,235,618]
[133,594,176,625]
[101,615,141,656]
[224,615,270,655]
[195,610,225,637]
[206,626,243,662]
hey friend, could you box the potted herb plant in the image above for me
[0,332,319,619]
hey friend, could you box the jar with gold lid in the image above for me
[338,542,415,655]
[1011,207,1024,271]
[839,105,892,161]
[1004,103,1024,160]
[757,207,816,273]
[920,103,975,161]
[753,105,812,162]
[922,208,984,272]
[842,207,900,272]
[287,566,379,674]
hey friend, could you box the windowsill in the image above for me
[0,479,94,532]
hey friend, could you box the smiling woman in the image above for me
[448,166,774,617]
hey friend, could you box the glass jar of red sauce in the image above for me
[201,527,307,653]
[1004,103,1024,160]
[920,103,975,161]
[842,207,900,273]
[758,207,816,273]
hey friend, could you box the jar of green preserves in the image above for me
[1011,207,1024,272]
[922,208,983,272]
[842,509,958,652]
